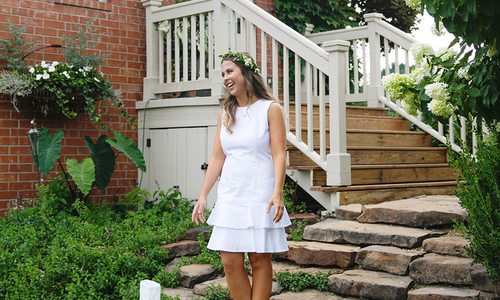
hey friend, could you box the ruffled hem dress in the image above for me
[207,99,291,253]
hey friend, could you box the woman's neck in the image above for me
[236,95,257,107]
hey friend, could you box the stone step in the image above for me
[303,218,445,248]
[355,245,423,275]
[329,269,414,300]
[162,287,198,300]
[356,195,467,228]
[335,204,363,220]
[409,253,474,285]
[277,241,360,268]
[179,264,218,288]
[162,240,200,259]
[270,289,345,300]
[423,236,469,257]
[408,286,480,299]
[193,276,283,297]
[271,261,340,278]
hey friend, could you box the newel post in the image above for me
[365,13,385,108]
[142,0,162,101]
[323,40,351,186]
[211,0,228,100]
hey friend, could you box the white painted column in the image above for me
[211,0,228,100]
[365,13,385,108]
[139,280,160,300]
[141,0,162,101]
[323,40,351,186]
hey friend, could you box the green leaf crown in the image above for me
[219,51,260,74]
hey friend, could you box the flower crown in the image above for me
[219,51,260,74]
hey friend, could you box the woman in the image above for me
[192,51,291,300]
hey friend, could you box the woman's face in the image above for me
[221,60,247,100]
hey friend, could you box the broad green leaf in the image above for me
[84,135,116,190]
[106,132,146,172]
[66,158,95,196]
[467,87,481,97]
[38,128,64,175]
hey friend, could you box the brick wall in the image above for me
[0,0,146,214]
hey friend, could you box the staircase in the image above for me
[287,104,457,206]
[161,195,498,299]
[138,0,482,211]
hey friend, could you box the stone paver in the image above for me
[162,287,199,300]
[303,218,444,248]
[335,204,363,220]
[179,264,218,288]
[277,241,359,267]
[162,240,200,258]
[423,236,469,257]
[470,264,500,294]
[329,269,413,300]
[408,286,480,299]
[409,253,474,285]
[193,277,282,296]
[183,227,212,241]
[271,261,340,278]
[270,289,344,300]
[355,245,423,275]
[356,195,467,228]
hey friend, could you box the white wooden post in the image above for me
[142,0,162,101]
[140,280,160,300]
[365,13,385,108]
[323,40,351,186]
[211,0,228,100]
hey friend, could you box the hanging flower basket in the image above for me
[1,61,121,123]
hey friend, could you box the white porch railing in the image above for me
[306,13,481,155]
[141,0,480,189]
[141,0,352,186]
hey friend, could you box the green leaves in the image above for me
[38,128,64,175]
[66,158,95,196]
[84,135,115,190]
[106,131,146,172]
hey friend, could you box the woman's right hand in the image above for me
[191,199,207,225]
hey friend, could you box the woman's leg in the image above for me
[248,253,272,300]
[220,251,251,300]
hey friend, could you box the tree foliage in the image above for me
[352,0,419,32]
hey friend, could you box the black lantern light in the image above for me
[27,119,39,173]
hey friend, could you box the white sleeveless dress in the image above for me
[207,99,291,253]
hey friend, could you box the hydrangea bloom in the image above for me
[411,43,434,65]
[427,98,454,117]
[410,67,429,84]
[424,82,450,102]
[381,73,415,100]
[436,48,457,61]
[457,66,471,79]
[401,96,418,116]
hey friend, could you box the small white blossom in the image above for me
[36,74,43,80]
[411,43,434,65]
[40,61,49,68]
[94,77,100,83]
[48,65,56,72]
[424,82,450,102]
[436,47,457,61]
[83,66,92,72]
[62,71,70,79]
[427,99,454,117]
[405,0,420,10]
[29,67,35,73]
[42,72,50,80]
[457,66,471,79]
[409,67,429,84]
[52,61,59,66]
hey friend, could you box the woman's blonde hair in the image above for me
[220,52,276,133]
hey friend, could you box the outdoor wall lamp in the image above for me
[27,119,39,174]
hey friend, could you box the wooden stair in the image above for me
[287,104,457,207]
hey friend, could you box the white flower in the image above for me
[83,66,92,72]
[405,0,420,10]
[409,67,429,84]
[52,61,59,66]
[29,67,35,73]
[63,71,70,79]
[427,99,454,117]
[424,82,450,102]
[36,74,43,80]
[40,61,49,68]
[457,66,471,79]
[94,77,100,83]
[48,65,56,72]
[411,43,434,65]
[436,47,457,61]
[42,72,50,80]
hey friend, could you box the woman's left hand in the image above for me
[266,193,285,223]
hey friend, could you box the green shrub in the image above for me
[0,182,197,299]
[451,133,500,281]
[204,285,230,300]
[275,271,329,292]
[288,219,307,241]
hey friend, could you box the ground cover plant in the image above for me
[0,180,199,299]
